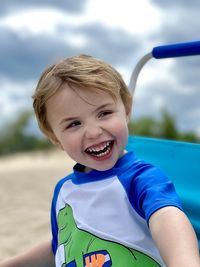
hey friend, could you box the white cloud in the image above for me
[0,80,34,125]
[86,0,161,34]
[0,1,162,38]
[0,9,70,35]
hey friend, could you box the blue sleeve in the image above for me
[133,162,183,222]
[119,160,183,223]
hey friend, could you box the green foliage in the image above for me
[129,109,199,143]
[159,110,179,139]
[129,117,160,138]
[0,111,52,155]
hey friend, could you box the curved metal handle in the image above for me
[129,40,200,94]
[152,41,200,59]
[129,52,152,95]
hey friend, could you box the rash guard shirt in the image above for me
[50,151,182,267]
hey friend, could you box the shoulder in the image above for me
[118,152,182,221]
[118,151,167,189]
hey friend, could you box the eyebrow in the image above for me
[59,102,114,126]
[95,102,114,112]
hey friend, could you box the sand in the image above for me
[0,149,75,261]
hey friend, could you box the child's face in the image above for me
[46,84,130,172]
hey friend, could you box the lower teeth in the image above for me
[88,142,112,157]
[95,146,111,157]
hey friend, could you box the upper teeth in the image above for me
[87,141,111,153]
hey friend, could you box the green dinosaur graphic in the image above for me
[57,205,161,267]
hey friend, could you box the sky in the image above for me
[0,0,200,136]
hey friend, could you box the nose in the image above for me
[84,124,103,139]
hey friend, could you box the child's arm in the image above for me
[0,240,55,267]
[149,206,200,267]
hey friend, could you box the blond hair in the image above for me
[32,54,132,140]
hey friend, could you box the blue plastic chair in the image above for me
[128,41,200,247]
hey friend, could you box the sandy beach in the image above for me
[0,149,75,261]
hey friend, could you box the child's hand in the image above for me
[0,240,55,267]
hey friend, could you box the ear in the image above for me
[49,135,64,151]
[124,100,132,123]
[54,140,64,151]
[126,107,132,123]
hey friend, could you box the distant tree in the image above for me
[129,117,160,137]
[159,109,178,140]
[129,109,199,143]
[178,131,199,143]
[0,111,52,155]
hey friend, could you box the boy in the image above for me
[1,55,199,267]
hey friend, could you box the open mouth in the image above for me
[85,140,114,158]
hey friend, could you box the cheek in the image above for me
[112,119,129,139]
[60,134,81,155]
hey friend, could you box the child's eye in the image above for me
[99,110,113,118]
[66,120,81,129]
